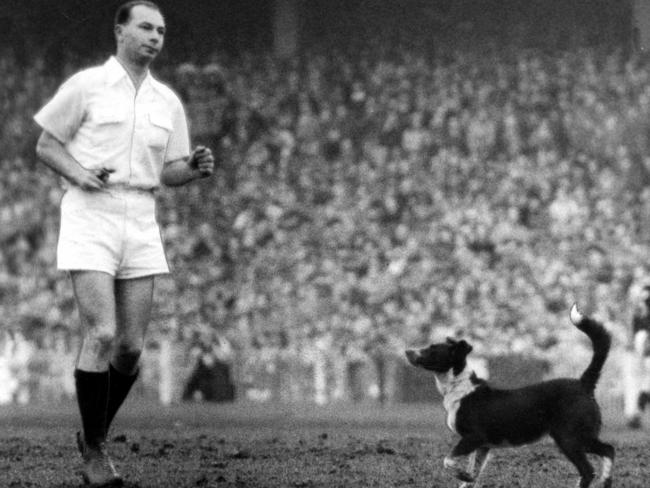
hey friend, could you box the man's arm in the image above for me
[35,131,108,191]
[160,145,214,187]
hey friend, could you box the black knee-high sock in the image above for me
[106,363,139,433]
[74,369,109,448]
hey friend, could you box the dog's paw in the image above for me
[444,456,475,483]
[455,470,475,483]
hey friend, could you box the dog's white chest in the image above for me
[442,396,463,433]
[434,369,477,434]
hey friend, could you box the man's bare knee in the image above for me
[77,329,115,371]
[112,341,142,374]
[88,325,114,347]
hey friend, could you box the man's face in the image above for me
[116,5,165,64]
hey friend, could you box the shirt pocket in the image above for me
[148,111,172,150]
[91,105,127,148]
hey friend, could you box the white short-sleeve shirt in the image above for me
[34,56,190,190]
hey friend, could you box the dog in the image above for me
[405,304,614,488]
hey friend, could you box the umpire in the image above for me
[34,1,214,485]
[624,281,650,429]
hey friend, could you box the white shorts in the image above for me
[57,187,170,279]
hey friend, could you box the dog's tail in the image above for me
[569,303,611,391]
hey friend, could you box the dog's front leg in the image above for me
[444,456,473,483]
[459,447,491,488]
[444,436,485,483]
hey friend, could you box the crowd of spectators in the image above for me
[2,11,650,401]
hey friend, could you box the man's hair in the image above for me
[114,1,162,26]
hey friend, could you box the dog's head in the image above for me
[405,338,473,376]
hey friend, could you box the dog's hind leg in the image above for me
[585,439,614,488]
[552,435,595,488]
[459,447,490,488]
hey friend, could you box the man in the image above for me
[624,280,650,429]
[34,2,214,485]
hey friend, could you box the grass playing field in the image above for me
[1,399,648,487]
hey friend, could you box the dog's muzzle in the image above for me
[405,349,420,365]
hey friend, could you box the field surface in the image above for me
[1,400,648,487]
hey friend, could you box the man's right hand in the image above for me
[36,131,115,192]
[73,167,114,191]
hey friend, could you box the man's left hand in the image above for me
[190,146,214,177]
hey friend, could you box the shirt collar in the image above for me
[105,56,153,89]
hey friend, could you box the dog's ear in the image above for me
[456,340,473,356]
[446,337,457,345]
[452,339,473,375]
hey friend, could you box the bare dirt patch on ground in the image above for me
[1,401,648,487]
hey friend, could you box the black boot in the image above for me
[74,369,109,448]
[75,369,121,486]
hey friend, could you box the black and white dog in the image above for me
[405,304,614,488]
